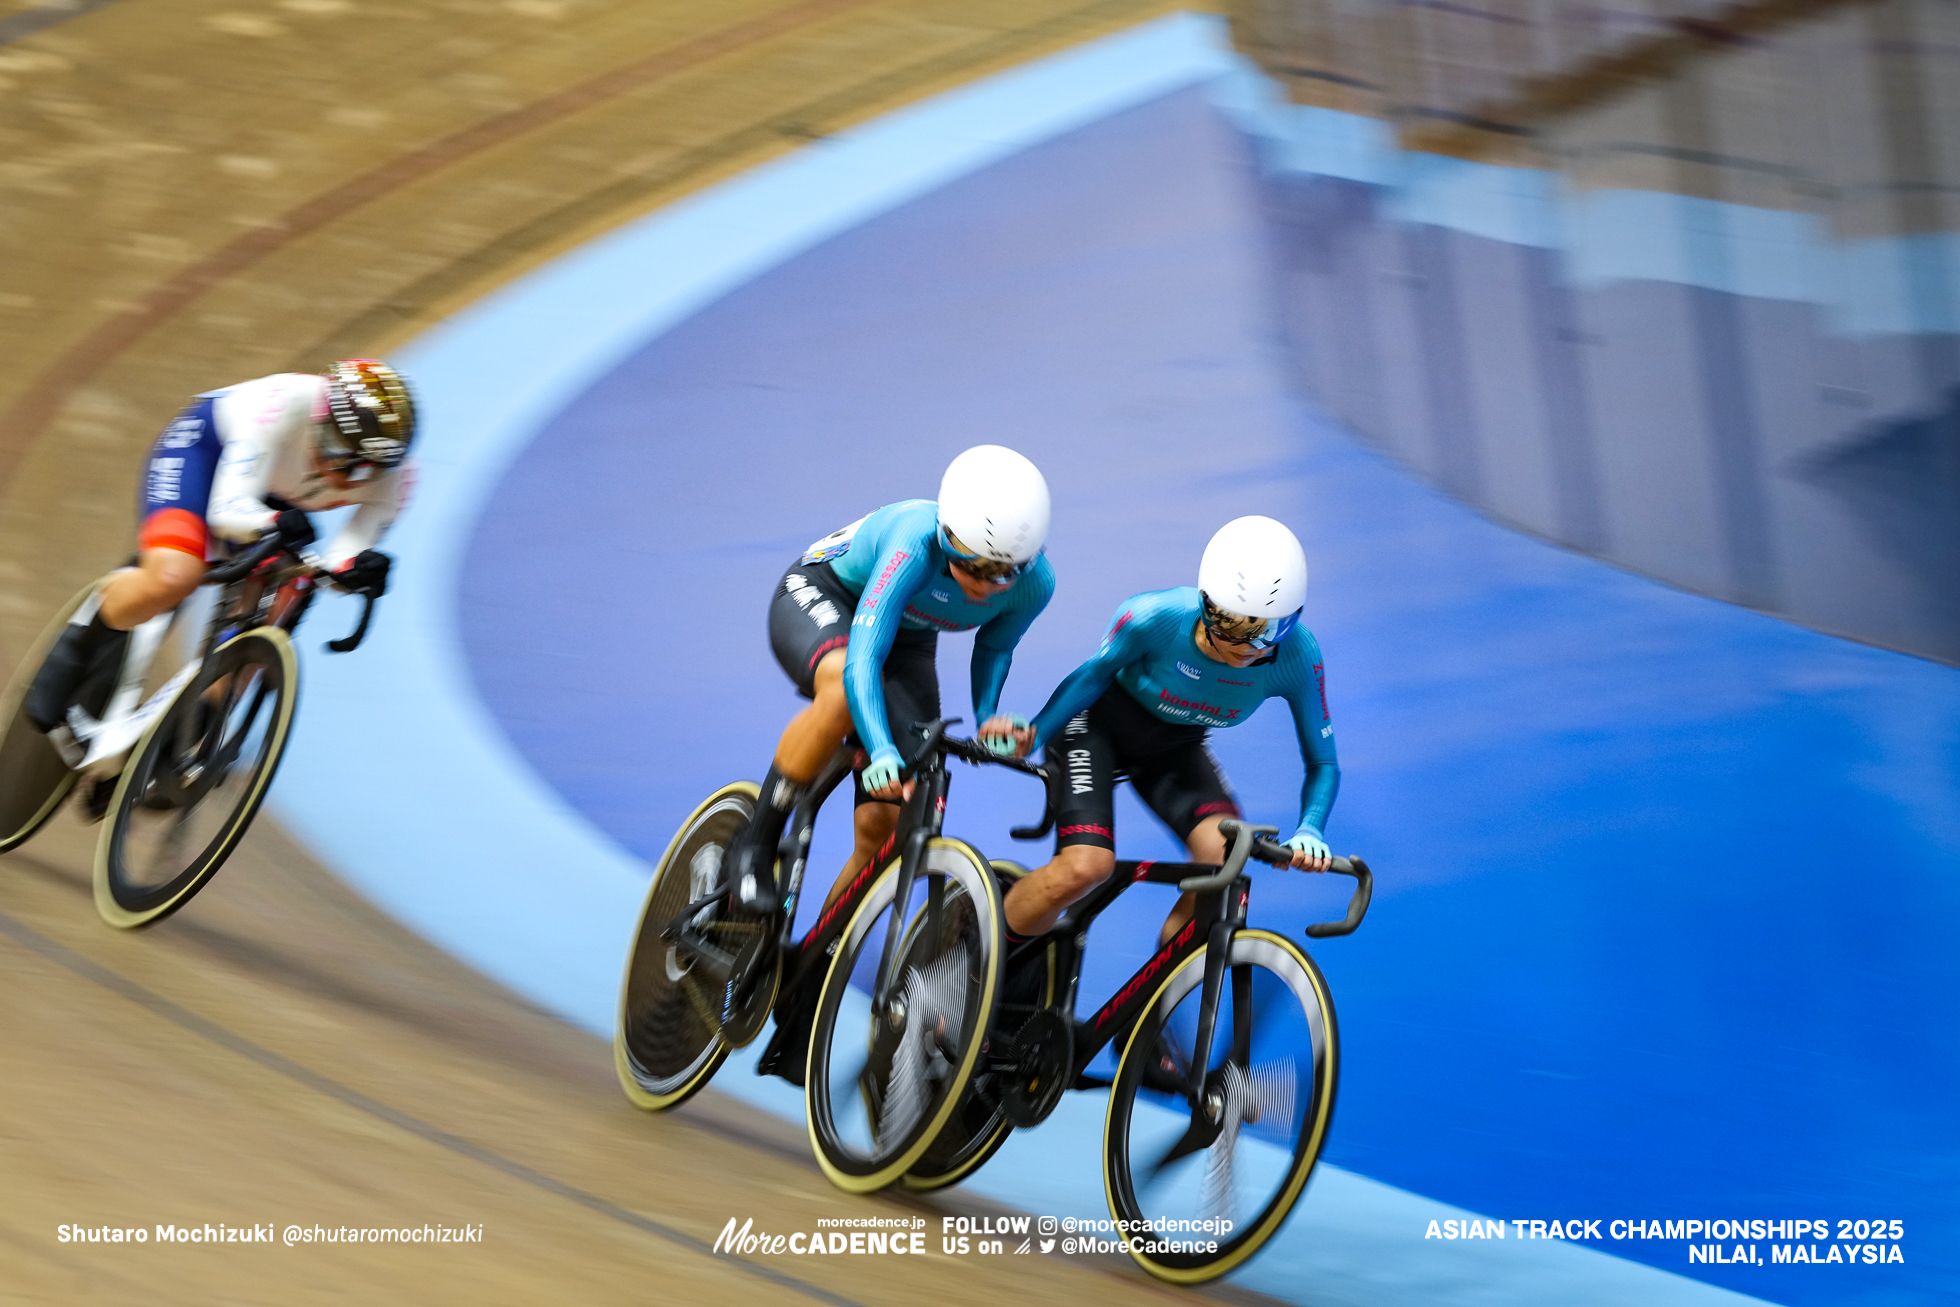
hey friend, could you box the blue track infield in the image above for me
[272,16,1957,1306]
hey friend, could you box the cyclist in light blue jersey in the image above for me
[999,516,1339,949]
[730,446,1054,914]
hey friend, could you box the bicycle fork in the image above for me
[871,766,950,1017]
[1182,878,1252,1104]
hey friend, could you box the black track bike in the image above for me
[908,785,1372,1284]
[614,719,1048,1192]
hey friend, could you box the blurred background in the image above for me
[2,2,1954,1305]
[1231,0,1960,664]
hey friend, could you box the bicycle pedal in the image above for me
[70,774,118,824]
[46,724,84,770]
[735,869,779,914]
[755,990,817,1088]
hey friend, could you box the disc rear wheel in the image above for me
[0,579,102,853]
[615,782,776,1111]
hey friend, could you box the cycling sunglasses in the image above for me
[942,527,1033,585]
[1200,591,1300,651]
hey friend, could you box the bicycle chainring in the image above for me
[1000,1008,1072,1128]
[717,917,781,1048]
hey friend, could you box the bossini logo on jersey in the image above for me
[1176,661,1202,680]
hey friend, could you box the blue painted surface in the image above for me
[454,75,1959,1304]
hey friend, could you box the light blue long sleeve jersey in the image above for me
[812,499,1055,764]
[1027,587,1340,841]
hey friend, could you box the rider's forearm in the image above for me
[323,495,398,570]
[843,546,931,761]
[844,644,899,761]
[1028,656,1119,746]
[1286,652,1338,838]
[970,643,1012,724]
[1296,761,1340,839]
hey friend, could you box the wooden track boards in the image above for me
[0,817,1261,1303]
[0,0,1191,613]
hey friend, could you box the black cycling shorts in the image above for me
[1048,684,1240,852]
[767,558,940,807]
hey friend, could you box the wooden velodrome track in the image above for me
[0,1,1281,1301]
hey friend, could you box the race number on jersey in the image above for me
[800,513,869,566]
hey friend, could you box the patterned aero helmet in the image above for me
[322,359,415,471]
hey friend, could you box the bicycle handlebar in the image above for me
[198,530,381,654]
[1192,818,1372,939]
[201,533,293,587]
[932,725,1061,841]
[906,719,1054,784]
[326,592,378,653]
[891,729,1372,938]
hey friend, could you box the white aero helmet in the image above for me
[936,444,1050,580]
[1198,515,1308,650]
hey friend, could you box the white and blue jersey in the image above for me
[804,499,1054,763]
[137,372,411,568]
[1028,587,1339,840]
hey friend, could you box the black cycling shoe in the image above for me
[725,831,781,914]
[78,774,119,825]
[755,982,819,1087]
[25,616,127,733]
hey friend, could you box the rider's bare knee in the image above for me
[1055,844,1116,898]
[809,665,854,736]
[103,550,203,628]
[853,800,898,846]
[1184,814,1230,864]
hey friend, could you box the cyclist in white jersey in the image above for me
[26,361,414,753]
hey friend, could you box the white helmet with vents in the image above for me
[1198,516,1308,649]
[937,445,1050,571]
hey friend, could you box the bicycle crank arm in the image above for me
[663,927,739,985]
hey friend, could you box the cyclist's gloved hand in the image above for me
[1286,827,1331,871]
[334,549,391,598]
[978,713,1032,757]
[861,747,904,799]
[271,508,315,548]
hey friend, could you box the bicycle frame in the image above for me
[1003,813,1373,1109]
[766,719,1048,1010]
[1015,848,1248,1102]
[149,538,375,783]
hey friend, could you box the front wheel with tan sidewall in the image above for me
[1103,929,1337,1284]
[94,627,298,928]
[615,781,777,1112]
[807,838,1002,1193]
[902,859,1050,1192]
[0,578,107,852]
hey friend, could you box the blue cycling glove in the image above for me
[980,714,1030,756]
[1286,827,1330,863]
[861,747,904,795]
